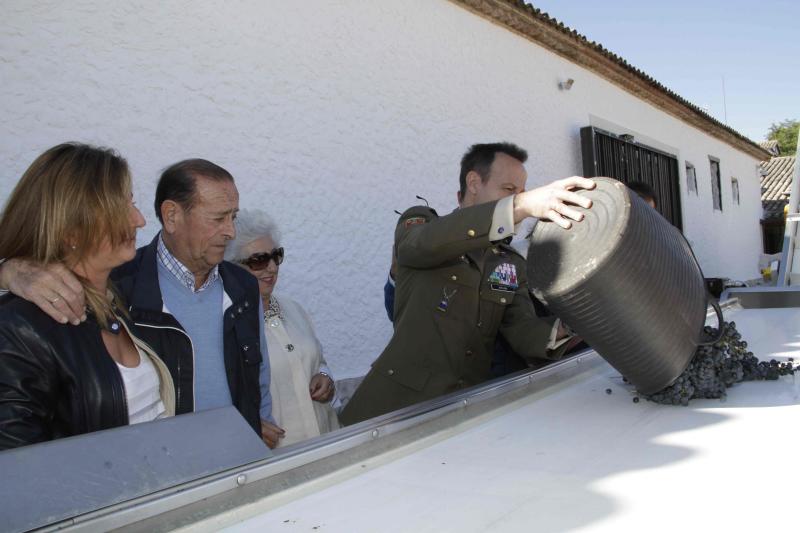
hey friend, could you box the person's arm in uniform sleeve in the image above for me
[497,271,573,363]
[0,327,57,450]
[257,298,276,425]
[488,195,516,241]
[396,197,515,269]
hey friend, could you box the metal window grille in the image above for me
[731,178,740,205]
[710,158,722,211]
[580,126,683,230]
[686,163,698,194]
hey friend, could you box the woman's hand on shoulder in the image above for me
[309,373,334,403]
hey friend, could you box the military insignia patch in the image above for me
[404,216,427,228]
[437,287,457,312]
[488,263,518,290]
[490,284,514,292]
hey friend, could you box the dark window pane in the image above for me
[710,159,722,211]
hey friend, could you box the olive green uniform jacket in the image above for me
[340,200,564,425]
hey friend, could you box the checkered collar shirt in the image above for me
[156,233,220,293]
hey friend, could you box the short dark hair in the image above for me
[154,159,234,223]
[459,142,528,199]
[627,181,656,206]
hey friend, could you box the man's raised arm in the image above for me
[396,176,595,270]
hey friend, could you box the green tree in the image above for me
[767,119,799,155]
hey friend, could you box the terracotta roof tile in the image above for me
[760,155,795,219]
[759,140,780,156]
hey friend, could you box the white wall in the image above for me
[0,0,763,378]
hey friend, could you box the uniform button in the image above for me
[244,301,250,309]
[286,344,294,352]
[457,380,466,387]
[270,319,280,328]
[243,344,249,352]
[451,275,457,281]
[500,297,507,304]
[465,350,473,357]
[467,229,476,237]
[387,369,395,376]
[237,306,243,314]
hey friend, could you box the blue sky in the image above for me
[530,0,799,142]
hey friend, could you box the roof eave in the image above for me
[450,0,771,161]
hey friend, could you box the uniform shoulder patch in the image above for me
[397,205,437,229]
[404,216,427,228]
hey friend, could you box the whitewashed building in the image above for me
[0,0,769,378]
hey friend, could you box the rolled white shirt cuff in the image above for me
[547,318,575,350]
[489,196,516,241]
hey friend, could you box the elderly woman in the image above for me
[227,209,339,448]
[0,143,175,450]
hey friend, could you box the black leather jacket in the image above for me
[0,297,134,449]
[111,235,264,435]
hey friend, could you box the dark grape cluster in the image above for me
[641,321,795,406]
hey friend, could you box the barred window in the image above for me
[686,162,697,194]
[709,158,722,211]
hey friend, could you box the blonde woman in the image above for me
[0,143,175,450]
[226,210,339,448]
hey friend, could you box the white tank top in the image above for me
[116,350,167,424]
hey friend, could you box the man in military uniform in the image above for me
[340,143,594,425]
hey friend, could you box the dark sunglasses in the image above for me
[239,247,284,270]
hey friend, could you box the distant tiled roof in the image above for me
[760,155,795,220]
[759,140,780,156]
[452,0,771,160]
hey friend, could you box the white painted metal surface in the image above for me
[1,1,765,379]
[195,306,800,532]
